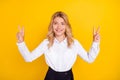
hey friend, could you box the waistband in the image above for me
[48,67,72,73]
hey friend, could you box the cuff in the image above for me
[92,41,100,46]
[16,41,25,46]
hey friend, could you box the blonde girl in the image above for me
[16,11,100,80]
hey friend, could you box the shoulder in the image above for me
[43,38,49,42]
[73,38,79,43]
[42,38,49,44]
[73,38,82,45]
[38,38,49,46]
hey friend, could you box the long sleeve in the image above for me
[75,40,100,63]
[16,39,48,62]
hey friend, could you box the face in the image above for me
[53,17,66,37]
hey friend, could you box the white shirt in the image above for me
[16,38,100,72]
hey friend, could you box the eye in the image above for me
[61,22,65,25]
[53,22,57,25]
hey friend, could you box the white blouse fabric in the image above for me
[16,38,100,72]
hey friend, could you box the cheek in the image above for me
[53,26,56,32]
[60,25,66,29]
[52,24,55,28]
[62,26,66,31]
[52,25,56,30]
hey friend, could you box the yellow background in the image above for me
[0,0,120,80]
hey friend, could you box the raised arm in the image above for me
[16,26,47,62]
[76,27,100,63]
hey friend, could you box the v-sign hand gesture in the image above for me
[93,27,100,42]
[16,26,25,43]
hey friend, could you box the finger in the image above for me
[21,26,24,36]
[93,26,96,35]
[16,32,21,40]
[96,34,100,39]
[94,36,100,42]
[94,32,99,38]
[96,26,100,33]
[18,25,21,32]
[95,33,100,38]
[18,25,23,34]
[96,36,100,41]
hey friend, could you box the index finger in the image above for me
[93,26,96,35]
[21,26,24,36]
[96,26,100,33]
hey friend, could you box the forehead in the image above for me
[53,17,65,22]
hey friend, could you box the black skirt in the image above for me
[44,67,74,80]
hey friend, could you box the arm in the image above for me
[75,40,100,63]
[76,27,100,63]
[16,39,47,62]
[16,25,47,62]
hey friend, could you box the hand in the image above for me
[93,26,100,42]
[16,26,25,43]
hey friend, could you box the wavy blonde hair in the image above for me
[47,11,74,48]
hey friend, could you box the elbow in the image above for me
[87,54,98,63]
[25,60,32,62]
[87,59,94,63]
[24,57,33,62]
[87,58,95,63]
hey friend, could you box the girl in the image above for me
[16,11,100,80]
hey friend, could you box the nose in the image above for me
[57,24,61,29]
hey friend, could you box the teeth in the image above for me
[56,30,62,32]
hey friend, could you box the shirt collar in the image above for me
[54,37,67,44]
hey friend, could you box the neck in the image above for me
[55,35,66,42]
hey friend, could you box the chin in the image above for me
[56,33,63,36]
[55,32,64,36]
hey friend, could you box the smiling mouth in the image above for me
[55,29,63,32]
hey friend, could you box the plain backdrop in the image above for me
[0,0,119,80]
